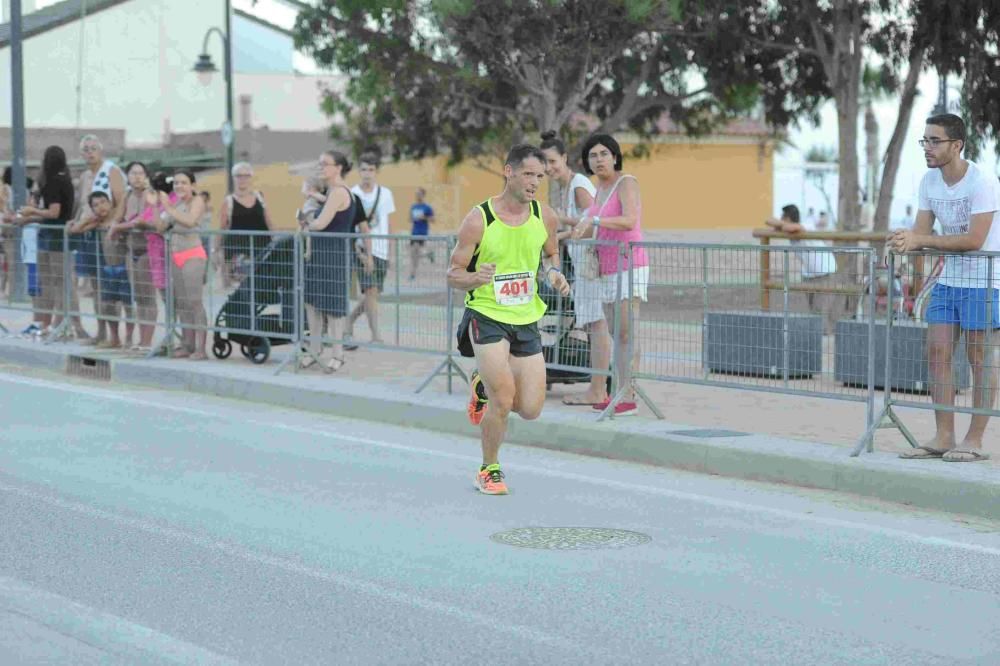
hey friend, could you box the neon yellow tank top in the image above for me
[464,198,548,325]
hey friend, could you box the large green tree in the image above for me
[293,0,826,164]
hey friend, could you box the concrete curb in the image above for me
[2,338,998,520]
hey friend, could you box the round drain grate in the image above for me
[490,527,651,550]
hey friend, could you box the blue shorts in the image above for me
[925,284,1000,330]
[99,264,132,304]
[26,263,40,297]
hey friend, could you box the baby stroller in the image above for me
[539,248,593,390]
[212,236,298,364]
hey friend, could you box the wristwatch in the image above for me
[592,216,601,228]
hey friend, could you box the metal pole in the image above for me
[224,0,234,195]
[702,246,709,380]
[9,0,27,300]
[865,250,877,446]
[445,237,454,394]
[782,250,790,387]
[394,236,400,346]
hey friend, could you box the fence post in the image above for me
[865,250,877,451]
[760,236,771,310]
[702,246,709,380]
[164,231,175,355]
[394,235,401,347]
[781,249,790,388]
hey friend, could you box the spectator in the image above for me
[109,161,158,351]
[572,134,648,416]
[7,173,44,335]
[87,191,132,348]
[16,148,75,338]
[218,162,272,288]
[540,130,611,407]
[301,150,355,371]
[765,204,843,333]
[804,206,818,229]
[143,172,174,307]
[346,152,394,348]
[408,187,435,280]
[74,134,126,344]
[1,168,15,298]
[890,113,999,462]
[156,170,209,360]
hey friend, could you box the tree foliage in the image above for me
[293,0,828,163]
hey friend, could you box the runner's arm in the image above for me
[447,208,492,290]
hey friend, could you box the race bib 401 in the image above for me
[493,271,534,306]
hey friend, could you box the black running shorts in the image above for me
[457,308,542,358]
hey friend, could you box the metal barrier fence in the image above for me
[627,242,879,437]
[6,222,1000,458]
[854,249,1000,458]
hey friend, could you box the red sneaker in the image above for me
[467,370,488,426]
[592,400,638,416]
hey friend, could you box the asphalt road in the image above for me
[1,370,999,665]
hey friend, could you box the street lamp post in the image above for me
[192,0,234,194]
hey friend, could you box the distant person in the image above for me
[110,161,158,351]
[302,150,355,372]
[74,134,126,344]
[891,204,915,231]
[408,187,435,280]
[765,204,843,334]
[0,167,16,298]
[804,206,818,229]
[347,152,395,348]
[890,113,999,463]
[218,162,272,288]
[90,191,133,349]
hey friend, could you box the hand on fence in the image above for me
[547,268,570,296]
[888,229,919,253]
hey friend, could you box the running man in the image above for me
[890,113,1000,463]
[409,187,435,280]
[449,144,570,495]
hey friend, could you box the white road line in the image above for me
[0,480,577,652]
[0,575,238,665]
[3,373,1000,558]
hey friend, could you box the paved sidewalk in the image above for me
[0,328,998,520]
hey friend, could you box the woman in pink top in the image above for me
[572,134,648,416]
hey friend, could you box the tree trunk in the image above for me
[836,87,861,231]
[864,103,879,201]
[874,47,925,233]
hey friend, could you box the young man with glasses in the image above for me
[889,113,1000,463]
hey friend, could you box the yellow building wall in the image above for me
[194,140,772,233]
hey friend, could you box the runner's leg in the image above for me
[473,338,514,466]
[509,351,546,420]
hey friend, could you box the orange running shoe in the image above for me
[467,369,488,426]
[476,464,509,495]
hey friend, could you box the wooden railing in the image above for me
[751,228,895,310]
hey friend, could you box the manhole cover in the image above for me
[490,527,651,550]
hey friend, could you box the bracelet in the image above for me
[592,216,601,229]
[546,266,561,276]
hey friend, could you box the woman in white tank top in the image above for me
[540,132,612,407]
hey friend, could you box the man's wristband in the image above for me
[546,266,562,277]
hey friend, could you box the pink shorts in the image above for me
[172,244,207,268]
[146,233,166,290]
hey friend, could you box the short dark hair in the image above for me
[358,151,381,168]
[781,204,801,224]
[539,130,565,155]
[581,133,623,175]
[505,144,545,169]
[88,190,110,206]
[926,113,966,149]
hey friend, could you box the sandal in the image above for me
[899,446,948,459]
[324,357,346,373]
[942,448,991,463]
[299,356,318,369]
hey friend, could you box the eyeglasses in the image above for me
[81,145,100,153]
[918,138,959,148]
